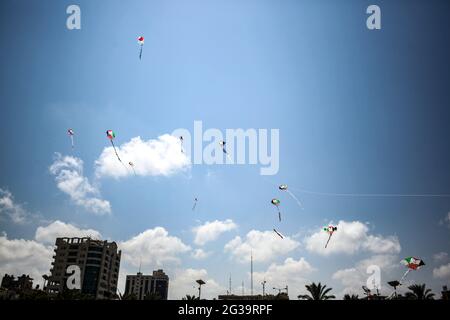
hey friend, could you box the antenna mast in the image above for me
[250,250,254,296]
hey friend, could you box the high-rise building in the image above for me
[124,269,169,300]
[46,237,121,299]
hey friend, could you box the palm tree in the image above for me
[298,282,335,300]
[405,284,435,300]
[182,294,199,300]
[343,294,359,300]
[121,293,138,300]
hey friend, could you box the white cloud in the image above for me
[0,189,28,223]
[192,219,237,246]
[169,268,225,300]
[0,233,53,287]
[191,249,210,260]
[224,230,300,263]
[35,220,102,244]
[49,153,111,215]
[119,227,191,268]
[433,252,448,262]
[95,135,190,179]
[433,263,450,279]
[253,257,315,298]
[305,220,401,256]
[332,254,399,297]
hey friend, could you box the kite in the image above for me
[271,198,281,221]
[279,184,303,209]
[67,128,74,149]
[106,130,127,170]
[400,257,425,282]
[192,197,198,211]
[219,140,231,160]
[273,229,284,239]
[323,225,337,248]
[138,36,144,60]
[219,140,227,153]
[180,136,184,153]
[129,161,136,175]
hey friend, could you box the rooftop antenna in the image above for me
[229,274,232,295]
[362,285,371,299]
[261,279,267,296]
[138,257,142,274]
[250,249,254,296]
[242,281,245,295]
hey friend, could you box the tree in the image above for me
[121,293,138,300]
[343,294,359,300]
[298,282,335,300]
[144,292,162,300]
[56,289,94,300]
[405,284,435,300]
[182,294,199,300]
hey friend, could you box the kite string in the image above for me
[286,189,303,209]
[262,177,450,198]
[289,186,450,198]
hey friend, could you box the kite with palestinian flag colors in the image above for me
[400,256,425,283]
[106,130,124,163]
[401,256,425,271]
[324,225,337,248]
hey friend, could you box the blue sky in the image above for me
[1,0,449,299]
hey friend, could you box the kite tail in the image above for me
[222,148,232,162]
[110,140,122,162]
[287,190,303,209]
[399,269,411,284]
[325,234,332,248]
[70,135,74,150]
[139,45,143,60]
[274,229,284,239]
[110,140,129,173]
[278,208,281,222]
[192,202,197,211]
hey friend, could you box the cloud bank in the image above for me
[95,135,190,179]
[193,219,237,246]
[49,153,111,215]
[225,230,300,263]
[305,220,401,256]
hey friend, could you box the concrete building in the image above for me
[124,269,169,300]
[46,237,121,299]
